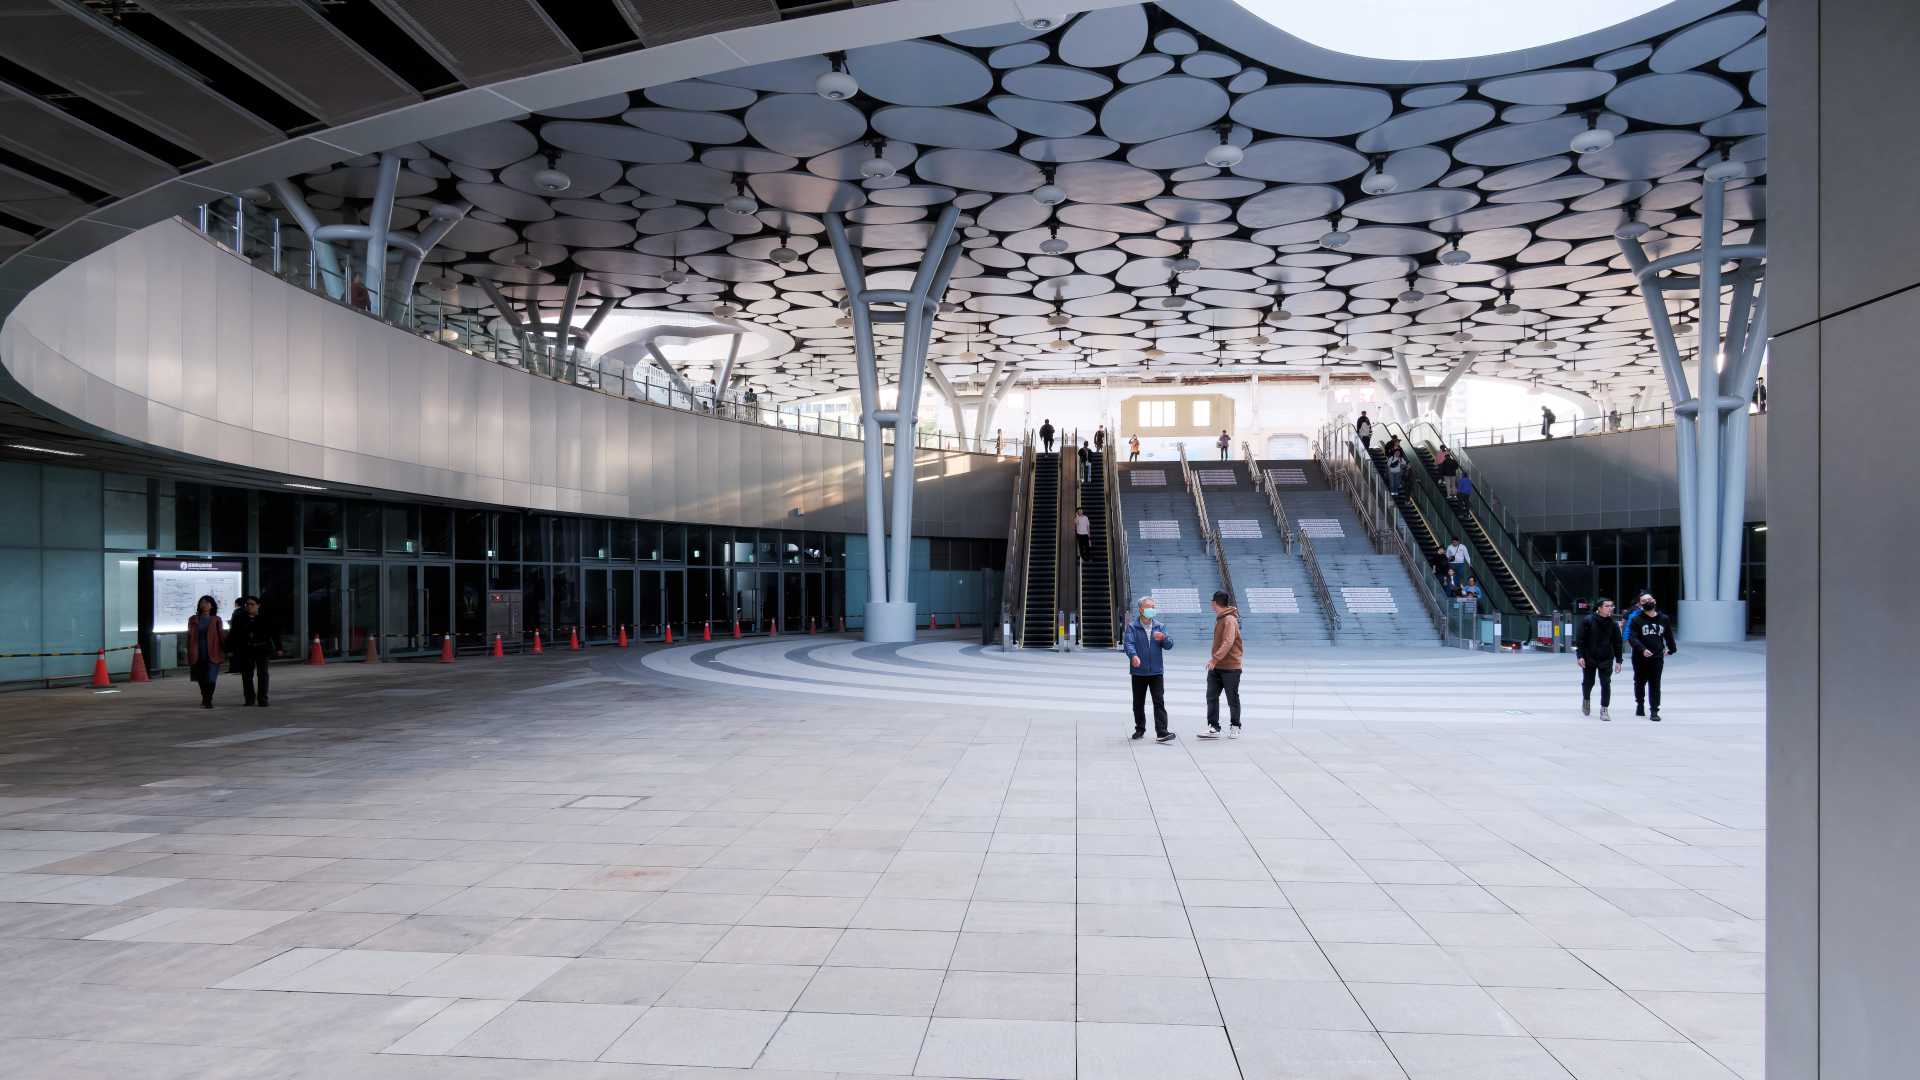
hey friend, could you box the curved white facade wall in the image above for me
[0,220,1010,536]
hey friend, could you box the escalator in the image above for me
[1366,445,1447,574]
[1078,452,1115,649]
[1021,452,1060,647]
[1408,444,1539,614]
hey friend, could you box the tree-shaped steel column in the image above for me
[1617,176,1767,641]
[824,204,964,643]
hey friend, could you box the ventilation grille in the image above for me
[0,0,280,161]
[0,86,173,196]
[0,163,89,228]
[371,0,579,86]
[613,0,780,45]
[140,0,419,125]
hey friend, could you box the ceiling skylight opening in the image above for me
[1230,0,1673,61]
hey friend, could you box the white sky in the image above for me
[1231,0,1672,60]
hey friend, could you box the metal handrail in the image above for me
[1385,421,1545,616]
[1177,443,1236,617]
[997,436,1032,645]
[1105,431,1130,647]
[1248,440,1340,640]
[1060,429,1081,645]
[1316,421,1452,642]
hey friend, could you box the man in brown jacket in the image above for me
[1201,590,1243,738]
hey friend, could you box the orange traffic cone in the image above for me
[532,630,544,654]
[703,621,711,642]
[307,636,325,665]
[491,634,504,657]
[129,647,150,683]
[364,637,379,664]
[90,649,110,688]
[929,613,938,630]
[768,617,777,637]
[664,625,673,644]
[618,625,629,648]
[440,636,455,663]
[569,626,581,651]
[732,619,741,639]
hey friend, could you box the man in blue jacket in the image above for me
[1123,596,1177,742]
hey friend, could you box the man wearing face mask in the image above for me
[1629,595,1678,720]
[1123,596,1177,743]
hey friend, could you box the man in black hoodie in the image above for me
[1627,595,1678,720]
[228,595,281,706]
[1575,598,1624,721]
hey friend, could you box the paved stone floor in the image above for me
[0,634,1764,1079]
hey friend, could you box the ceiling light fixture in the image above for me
[1170,244,1200,274]
[1495,289,1520,317]
[816,52,858,100]
[1703,144,1746,182]
[508,242,543,270]
[770,236,799,264]
[1439,233,1470,265]
[1614,200,1650,239]
[1046,306,1070,327]
[1360,154,1398,195]
[1032,164,1065,206]
[1571,112,1615,154]
[662,260,686,284]
[284,482,326,491]
[1319,215,1351,248]
[1040,226,1068,255]
[532,153,572,193]
[7,443,81,457]
[723,173,758,215]
[1021,14,1062,30]
[1399,280,1425,304]
[1203,122,1244,168]
[859,138,897,180]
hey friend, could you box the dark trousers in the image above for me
[1206,668,1242,729]
[1042,436,1054,452]
[1581,662,1613,706]
[192,661,218,705]
[1634,659,1664,710]
[1130,674,1168,736]
[1358,431,1371,448]
[1128,451,1139,461]
[236,654,270,704]
[1219,447,1228,460]
[1076,534,1091,561]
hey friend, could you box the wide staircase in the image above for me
[1079,451,1116,649]
[1114,460,1222,646]
[1282,485,1442,646]
[1021,452,1061,648]
[1200,462,1332,646]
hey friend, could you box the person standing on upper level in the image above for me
[1123,597,1176,743]
[1039,419,1056,453]
[1216,430,1231,461]
[1541,405,1557,438]
[1356,410,1373,448]
[1128,434,1141,462]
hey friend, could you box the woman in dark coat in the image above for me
[185,595,226,708]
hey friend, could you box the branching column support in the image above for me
[824,204,964,643]
[926,361,969,445]
[270,180,345,300]
[1618,175,1767,641]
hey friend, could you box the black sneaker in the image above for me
[1635,704,1645,716]
[1156,732,1176,743]
[1650,711,1661,722]
[1130,731,1144,740]
[1581,699,1590,717]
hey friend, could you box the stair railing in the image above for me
[1315,420,1450,642]
[1001,432,1035,645]
[1177,443,1239,617]
[1401,419,1554,613]
[1106,433,1130,647]
[1381,420,1539,620]
[1249,440,1337,640]
[1060,429,1082,646]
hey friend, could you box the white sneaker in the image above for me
[1228,727,1241,739]
[1198,727,1221,739]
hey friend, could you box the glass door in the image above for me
[586,568,609,641]
[383,564,420,654]
[306,562,342,657]
[348,563,380,657]
[611,569,632,640]
[424,564,452,649]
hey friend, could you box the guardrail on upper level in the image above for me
[184,202,1017,458]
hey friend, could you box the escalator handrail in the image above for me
[996,437,1029,644]
[1373,421,1525,616]
[1007,434,1037,644]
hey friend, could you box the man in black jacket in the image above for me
[228,595,280,706]
[1039,419,1056,453]
[1628,595,1678,720]
[1575,598,1624,721]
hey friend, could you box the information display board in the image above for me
[147,559,246,633]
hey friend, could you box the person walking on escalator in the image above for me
[1074,507,1092,563]
[1201,591,1243,739]
[1575,598,1624,721]
[1455,470,1472,504]
[1445,539,1471,586]
[1386,450,1406,495]
[1356,411,1373,449]
[1040,419,1056,454]
[1078,440,1094,482]
[1436,446,1460,498]
[1123,597,1176,743]
[185,595,226,709]
[1628,595,1678,721]
[1094,426,1107,453]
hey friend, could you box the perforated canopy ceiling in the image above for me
[279,0,1768,405]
